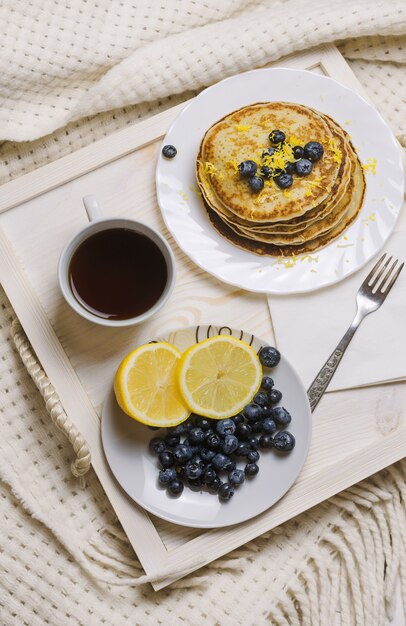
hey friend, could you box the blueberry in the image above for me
[225,458,237,472]
[206,432,222,450]
[168,478,184,495]
[273,430,295,452]
[253,392,268,407]
[262,147,275,158]
[260,166,272,180]
[195,416,212,431]
[208,476,222,493]
[187,475,204,488]
[149,437,166,455]
[272,406,292,427]
[259,346,281,368]
[204,466,217,485]
[218,483,235,501]
[175,465,186,478]
[259,434,274,449]
[250,420,264,434]
[284,162,295,175]
[162,144,177,159]
[173,443,193,464]
[261,376,274,391]
[245,463,259,477]
[262,417,277,434]
[235,442,251,457]
[236,422,252,440]
[212,453,230,471]
[275,173,293,189]
[295,158,313,177]
[229,469,245,486]
[232,414,244,425]
[158,468,177,485]
[164,432,180,448]
[189,427,206,444]
[304,141,324,163]
[248,436,260,449]
[268,388,282,404]
[158,450,174,468]
[182,439,198,455]
[261,404,273,418]
[200,448,215,462]
[243,403,263,422]
[248,176,264,193]
[293,145,304,159]
[170,423,187,436]
[185,460,204,480]
[247,449,260,463]
[238,160,257,178]
[216,419,236,437]
[269,130,286,144]
[222,435,239,455]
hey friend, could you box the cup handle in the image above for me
[83,195,103,222]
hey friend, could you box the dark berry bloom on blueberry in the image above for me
[304,141,324,162]
[273,430,295,451]
[173,443,193,464]
[245,462,259,477]
[238,160,257,178]
[170,423,188,436]
[216,418,236,437]
[293,145,304,159]
[158,450,174,468]
[212,453,230,471]
[275,173,293,189]
[269,130,286,144]
[162,144,177,159]
[200,448,215,463]
[168,478,184,495]
[195,416,212,431]
[260,166,272,180]
[218,483,235,501]
[235,442,251,457]
[224,457,236,472]
[247,449,260,463]
[236,422,252,440]
[165,432,180,448]
[262,418,277,434]
[158,468,177,485]
[243,403,263,422]
[261,376,274,391]
[268,388,282,404]
[229,469,245,485]
[206,433,222,450]
[259,346,281,368]
[222,435,239,455]
[284,162,295,175]
[189,427,206,444]
[185,460,204,480]
[272,406,292,427]
[262,147,275,158]
[295,158,313,176]
[208,476,221,493]
[259,434,274,449]
[253,391,268,407]
[149,437,166,455]
[248,176,264,193]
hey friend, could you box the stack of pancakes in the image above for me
[196,102,365,256]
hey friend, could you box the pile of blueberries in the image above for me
[149,345,296,502]
[238,129,324,192]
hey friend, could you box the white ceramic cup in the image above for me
[58,195,176,327]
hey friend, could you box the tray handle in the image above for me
[11,319,91,480]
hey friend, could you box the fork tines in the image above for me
[365,253,404,295]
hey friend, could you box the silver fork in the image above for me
[307,253,404,412]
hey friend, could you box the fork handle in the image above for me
[307,311,364,412]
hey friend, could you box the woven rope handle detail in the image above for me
[11,319,91,479]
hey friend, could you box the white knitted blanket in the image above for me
[1,1,406,624]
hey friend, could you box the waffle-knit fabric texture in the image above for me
[1,1,406,624]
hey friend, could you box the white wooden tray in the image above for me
[1,44,405,590]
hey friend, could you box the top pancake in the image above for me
[197,102,343,222]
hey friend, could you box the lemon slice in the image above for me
[177,335,262,419]
[114,342,190,427]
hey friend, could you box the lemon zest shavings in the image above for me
[179,191,189,201]
[362,158,377,175]
[327,137,342,164]
[203,161,224,180]
[235,124,251,132]
[300,254,319,264]
[226,160,239,173]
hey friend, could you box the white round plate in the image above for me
[101,325,311,528]
[156,68,404,294]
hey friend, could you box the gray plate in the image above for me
[101,325,312,528]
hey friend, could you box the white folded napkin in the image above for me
[268,222,406,393]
